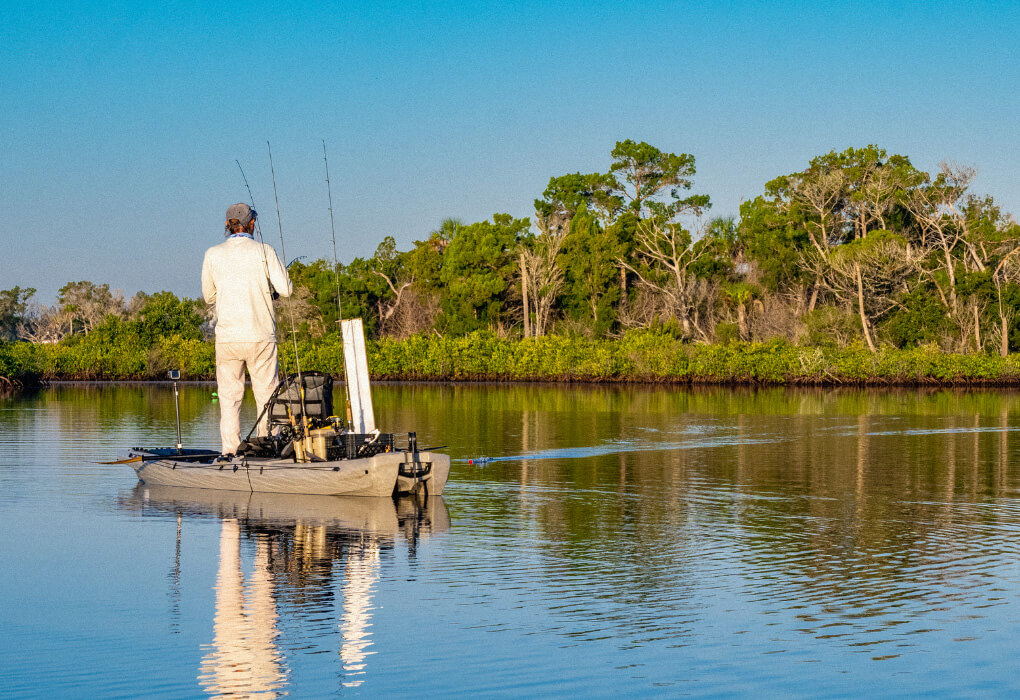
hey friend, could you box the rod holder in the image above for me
[168,369,182,454]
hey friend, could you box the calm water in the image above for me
[3,383,1020,697]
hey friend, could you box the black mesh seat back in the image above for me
[269,372,334,425]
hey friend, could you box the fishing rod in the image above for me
[235,158,301,443]
[235,160,267,250]
[322,140,355,427]
[236,161,286,327]
[267,141,311,449]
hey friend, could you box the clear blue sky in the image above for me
[2,0,1018,303]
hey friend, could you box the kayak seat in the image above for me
[268,372,334,428]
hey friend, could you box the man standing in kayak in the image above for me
[202,203,292,456]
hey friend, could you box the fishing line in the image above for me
[267,141,310,430]
[235,160,266,247]
[322,140,355,426]
[234,160,277,302]
[235,160,284,356]
[235,159,297,418]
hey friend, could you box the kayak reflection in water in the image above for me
[123,487,449,697]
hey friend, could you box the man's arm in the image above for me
[201,250,216,305]
[265,245,293,298]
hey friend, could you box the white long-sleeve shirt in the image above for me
[201,235,293,343]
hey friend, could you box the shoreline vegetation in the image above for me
[7,332,1020,387]
[6,140,1020,391]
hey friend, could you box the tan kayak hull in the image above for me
[132,450,450,497]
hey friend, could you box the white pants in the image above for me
[215,341,279,454]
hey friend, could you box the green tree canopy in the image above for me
[0,286,35,340]
[440,214,530,334]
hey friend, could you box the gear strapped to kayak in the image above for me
[237,371,394,462]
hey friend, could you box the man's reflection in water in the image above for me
[199,519,286,699]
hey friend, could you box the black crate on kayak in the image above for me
[343,432,394,459]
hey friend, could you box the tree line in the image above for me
[0,283,205,345]
[4,140,1020,356]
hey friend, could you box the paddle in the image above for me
[99,452,223,465]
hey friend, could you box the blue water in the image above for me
[3,383,1020,697]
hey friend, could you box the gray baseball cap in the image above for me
[225,202,257,225]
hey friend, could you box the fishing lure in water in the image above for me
[468,456,491,465]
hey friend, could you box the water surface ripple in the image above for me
[3,384,1020,696]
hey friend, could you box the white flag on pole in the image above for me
[340,318,376,434]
